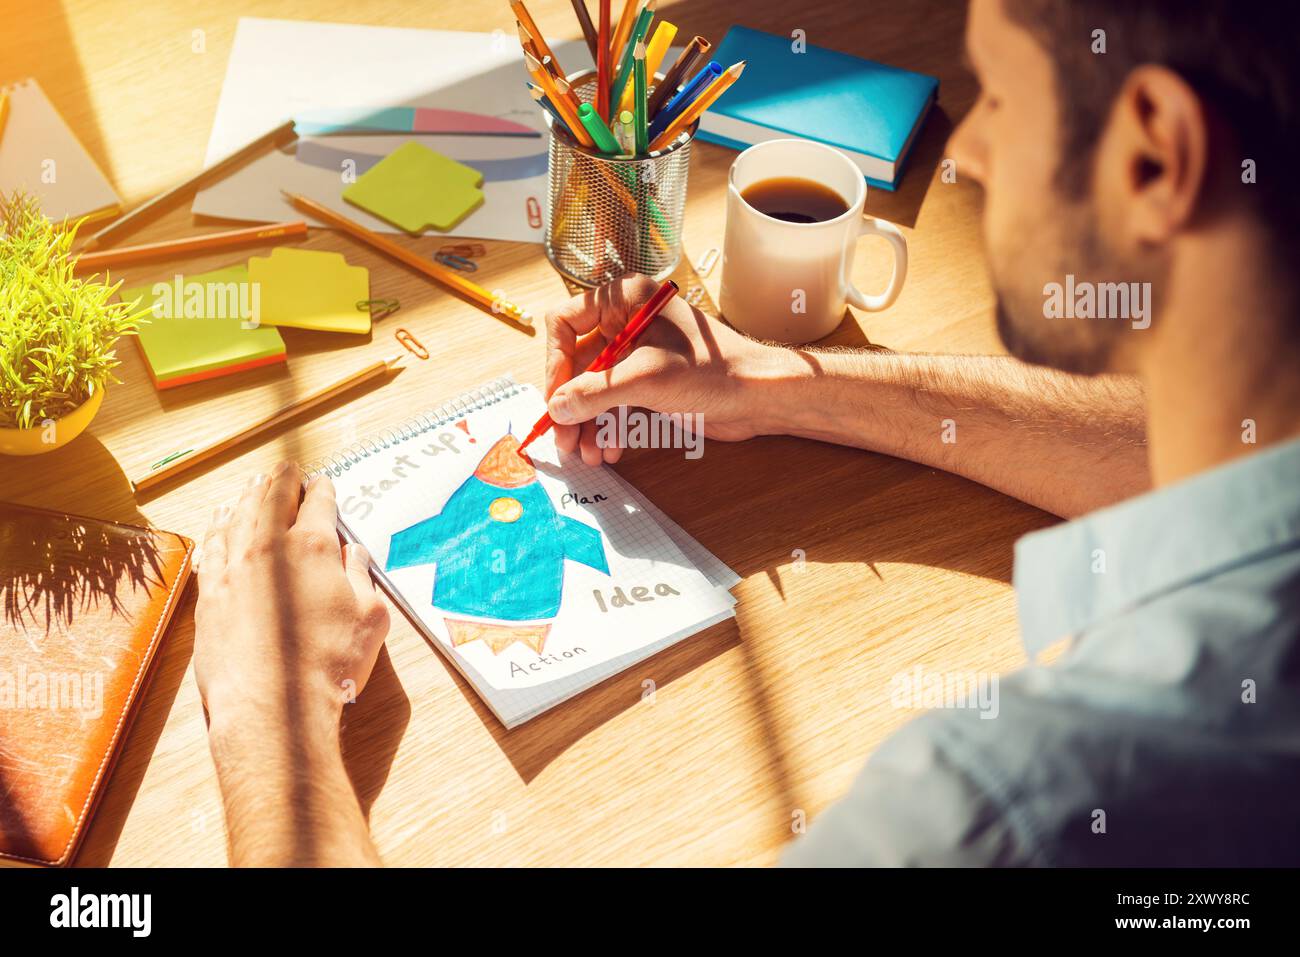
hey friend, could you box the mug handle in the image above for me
[845,216,908,312]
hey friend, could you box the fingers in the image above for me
[256,461,305,535]
[295,473,340,542]
[548,348,661,426]
[343,542,390,643]
[226,470,271,557]
[200,504,232,576]
[545,274,661,398]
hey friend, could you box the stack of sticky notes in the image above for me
[342,141,484,234]
[122,248,372,390]
[122,265,287,389]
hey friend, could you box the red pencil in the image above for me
[596,1,611,120]
[518,278,678,456]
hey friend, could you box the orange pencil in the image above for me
[648,60,745,152]
[73,221,307,273]
[610,0,639,63]
[524,49,595,148]
[280,191,534,334]
[511,0,568,81]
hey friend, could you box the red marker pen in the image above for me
[518,278,679,457]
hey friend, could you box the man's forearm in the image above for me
[744,349,1148,518]
[207,698,380,867]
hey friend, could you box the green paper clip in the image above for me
[357,298,401,321]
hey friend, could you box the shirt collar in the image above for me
[1014,436,1300,656]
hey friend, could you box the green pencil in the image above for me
[633,41,649,155]
[578,102,623,154]
[610,0,655,116]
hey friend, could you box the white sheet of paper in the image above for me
[194,18,592,243]
[325,382,736,727]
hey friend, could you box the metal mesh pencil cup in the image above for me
[544,70,693,287]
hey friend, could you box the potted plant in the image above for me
[0,192,148,456]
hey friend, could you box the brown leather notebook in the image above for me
[0,502,194,866]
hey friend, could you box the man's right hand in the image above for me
[545,274,786,465]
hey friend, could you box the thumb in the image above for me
[548,354,657,425]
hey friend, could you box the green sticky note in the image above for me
[342,142,484,234]
[122,265,286,389]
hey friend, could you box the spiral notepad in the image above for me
[310,377,738,728]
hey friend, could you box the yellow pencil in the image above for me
[648,60,745,152]
[281,191,535,334]
[0,90,9,143]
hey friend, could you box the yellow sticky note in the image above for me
[342,142,484,234]
[248,247,371,334]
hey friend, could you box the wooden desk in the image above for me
[0,0,1053,866]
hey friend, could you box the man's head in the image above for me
[951,0,1299,374]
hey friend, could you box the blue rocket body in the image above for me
[386,447,608,622]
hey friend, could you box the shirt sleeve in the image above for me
[782,711,1033,867]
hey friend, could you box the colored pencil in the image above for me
[596,0,611,120]
[131,355,406,494]
[648,60,745,152]
[280,191,535,333]
[570,0,599,61]
[646,35,709,118]
[73,221,307,273]
[510,0,567,82]
[649,60,721,141]
[527,82,573,135]
[609,0,655,113]
[524,49,594,147]
[518,279,679,456]
[0,91,9,144]
[82,120,297,251]
[610,0,639,62]
[632,42,649,155]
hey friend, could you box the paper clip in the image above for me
[357,298,401,321]
[434,251,477,272]
[695,247,720,278]
[527,197,543,229]
[394,328,429,360]
[686,286,706,306]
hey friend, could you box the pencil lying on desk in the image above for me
[73,221,307,273]
[280,191,535,334]
[82,119,297,251]
[131,355,406,494]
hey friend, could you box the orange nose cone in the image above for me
[474,435,536,488]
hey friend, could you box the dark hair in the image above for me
[1005,0,1299,255]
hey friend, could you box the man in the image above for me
[195,0,1300,865]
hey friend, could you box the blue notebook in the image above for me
[696,26,939,190]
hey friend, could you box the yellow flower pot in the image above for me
[0,388,105,456]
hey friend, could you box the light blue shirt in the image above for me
[783,437,1300,866]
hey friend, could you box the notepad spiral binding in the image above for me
[306,376,523,477]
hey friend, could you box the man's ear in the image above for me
[1104,65,1209,245]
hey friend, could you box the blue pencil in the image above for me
[526,82,574,136]
[647,60,721,141]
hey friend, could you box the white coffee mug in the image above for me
[719,139,908,343]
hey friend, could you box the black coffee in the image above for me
[740,176,850,224]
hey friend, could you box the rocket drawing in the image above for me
[386,433,609,655]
